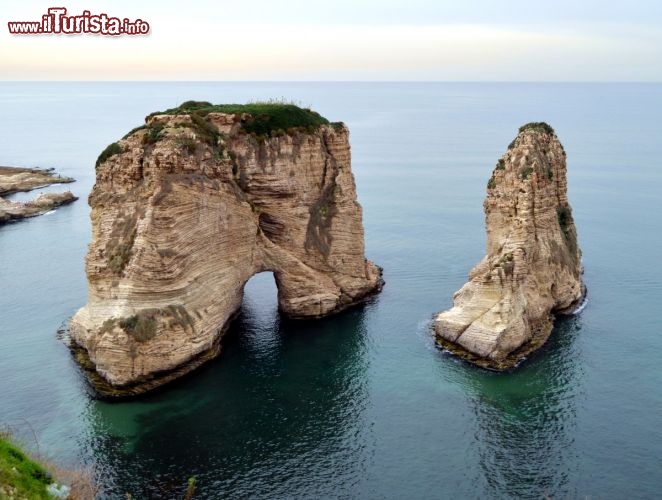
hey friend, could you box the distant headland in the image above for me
[0,166,76,224]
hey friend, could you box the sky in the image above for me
[1,0,661,81]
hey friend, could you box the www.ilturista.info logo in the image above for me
[8,7,150,35]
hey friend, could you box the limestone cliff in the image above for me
[70,102,383,395]
[434,123,585,370]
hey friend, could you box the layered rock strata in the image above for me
[434,123,585,370]
[70,103,383,396]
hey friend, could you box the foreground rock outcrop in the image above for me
[434,123,585,370]
[0,166,76,224]
[70,101,383,396]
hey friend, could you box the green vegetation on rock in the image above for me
[148,100,338,137]
[189,113,222,145]
[96,142,122,168]
[507,122,555,151]
[122,124,147,140]
[184,476,197,500]
[120,313,158,342]
[557,205,572,229]
[519,166,534,180]
[557,204,578,256]
[143,123,165,145]
[178,136,198,155]
[495,252,515,275]
[106,212,139,275]
[118,305,195,343]
[518,122,555,135]
[0,436,52,499]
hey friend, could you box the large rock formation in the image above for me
[434,123,585,370]
[70,102,383,396]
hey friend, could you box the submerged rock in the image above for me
[434,122,585,370]
[69,101,383,396]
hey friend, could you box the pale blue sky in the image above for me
[1,0,661,80]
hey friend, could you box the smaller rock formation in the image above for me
[0,167,76,224]
[434,123,585,370]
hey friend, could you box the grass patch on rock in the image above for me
[96,142,122,168]
[120,312,158,342]
[117,305,195,343]
[106,211,139,275]
[519,166,534,180]
[148,100,338,138]
[518,122,555,135]
[0,435,52,499]
[557,204,579,257]
[557,205,572,230]
[177,136,198,155]
[142,123,165,145]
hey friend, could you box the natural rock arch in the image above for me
[70,102,383,396]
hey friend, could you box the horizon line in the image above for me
[1,80,660,84]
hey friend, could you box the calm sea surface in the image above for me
[1,82,661,499]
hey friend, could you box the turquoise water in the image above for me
[1,82,661,498]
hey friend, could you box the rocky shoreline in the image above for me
[0,166,77,224]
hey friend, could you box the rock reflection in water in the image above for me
[80,272,374,498]
[460,315,584,498]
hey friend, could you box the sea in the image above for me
[1,82,661,499]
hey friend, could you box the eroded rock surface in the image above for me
[434,123,585,370]
[70,102,383,395]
